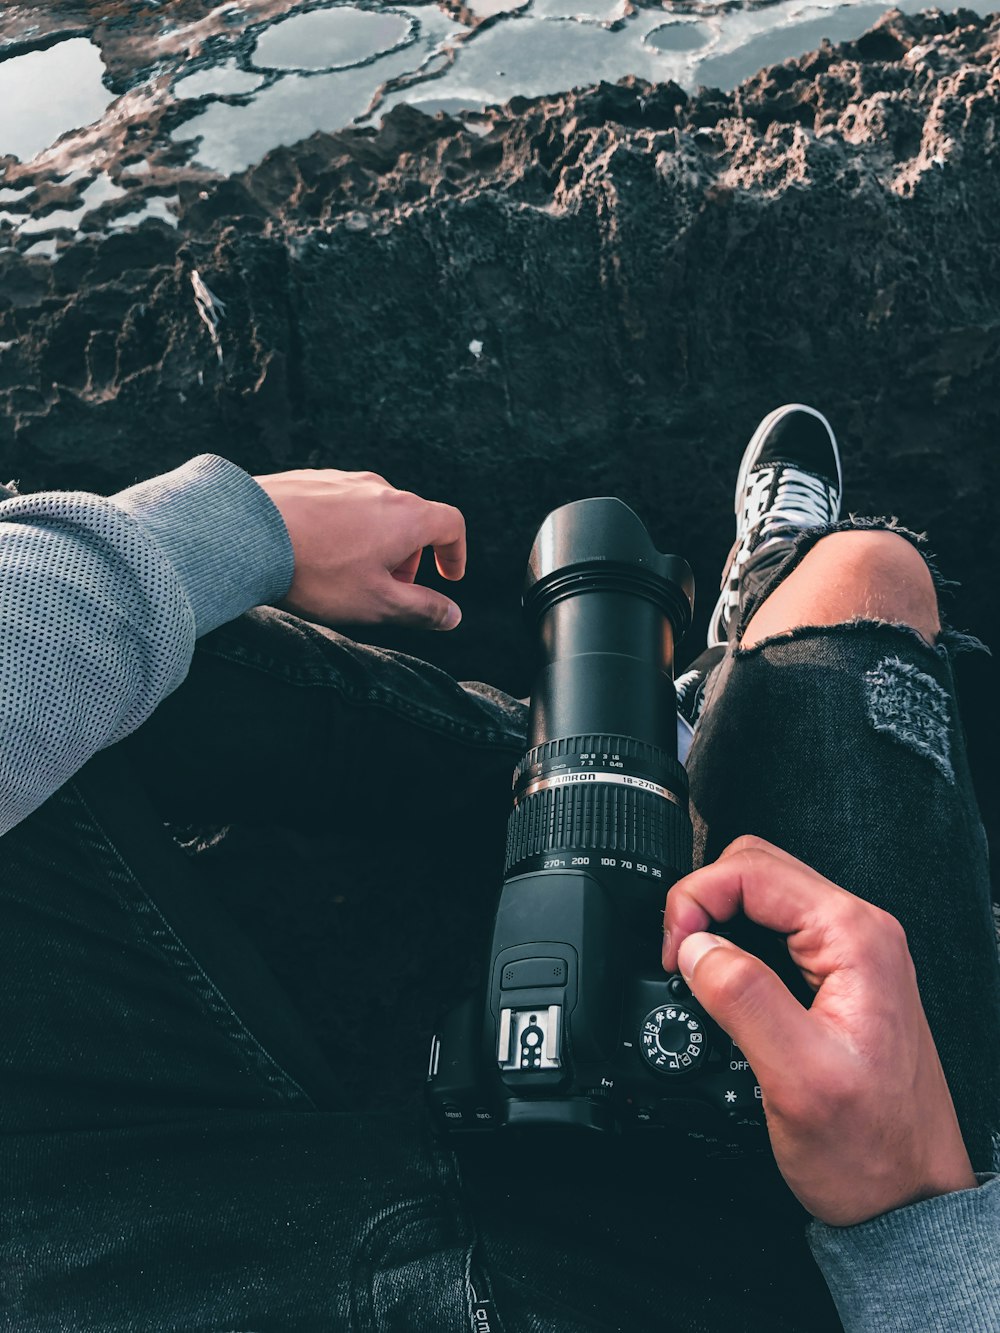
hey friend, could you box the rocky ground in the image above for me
[2,6,998,1104]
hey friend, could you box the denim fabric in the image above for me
[1,529,998,1331]
[703,520,1000,1170]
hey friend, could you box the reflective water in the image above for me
[106,195,180,229]
[0,0,976,249]
[467,0,532,15]
[396,11,672,106]
[694,1,893,85]
[252,6,416,71]
[646,22,710,52]
[0,37,113,164]
[0,172,124,233]
[169,5,463,174]
[174,59,266,100]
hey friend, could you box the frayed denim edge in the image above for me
[863,654,956,785]
[733,515,991,662]
[732,617,945,662]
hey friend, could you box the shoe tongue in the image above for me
[756,413,836,476]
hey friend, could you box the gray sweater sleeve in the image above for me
[0,453,294,838]
[808,1174,1000,1331]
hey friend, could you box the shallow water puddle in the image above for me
[172,4,462,173]
[0,172,124,238]
[22,236,60,259]
[646,23,711,53]
[174,59,266,101]
[531,0,629,22]
[695,1,896,87]
[172,45,421,173]
[466,0,531,16]
[252,6,416,71]
[0,38,114,164]
[107,196,180,229]
[381,10,675,111]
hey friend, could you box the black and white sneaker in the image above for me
[707,404,842,648]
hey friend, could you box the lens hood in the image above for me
[523,498,694,640]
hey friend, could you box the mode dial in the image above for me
[639,1004,708,1075]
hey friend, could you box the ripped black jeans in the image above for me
[1,524,997,1333]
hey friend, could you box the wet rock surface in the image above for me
[2,7,998,1100]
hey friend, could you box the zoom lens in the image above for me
[504,498,694,916]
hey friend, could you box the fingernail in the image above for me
[439,603,462,631]
[678,932,727,982]
[660,929,671,968]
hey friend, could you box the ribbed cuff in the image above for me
[112,455,295,637]
[808,1174,1000,1331]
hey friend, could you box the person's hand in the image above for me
[253,469,466,629]
[662,835,978,1226]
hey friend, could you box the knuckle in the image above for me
[726,833,771,858]
[390,488,425,515]
[832,893,877,937]
[870,907,914,976]
[835,899,909,962]
[730,831,773,853]
[873,906,909,950]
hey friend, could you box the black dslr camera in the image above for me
[427,499,765,1140]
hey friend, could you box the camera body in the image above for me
[426,499,764,1141]
[427,871,765,1138]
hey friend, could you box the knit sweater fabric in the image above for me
[0,453,997,1330]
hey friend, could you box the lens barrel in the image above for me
[505,499,695,907]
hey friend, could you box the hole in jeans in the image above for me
[863,654,954,784]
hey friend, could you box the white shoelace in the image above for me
[720,466,837,597]
[757,468,835,541]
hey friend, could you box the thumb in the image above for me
[677,932,812,1078]
[382,579,462,631]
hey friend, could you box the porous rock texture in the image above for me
[1,7,998,1101]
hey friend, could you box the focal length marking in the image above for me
[516,770,684,807]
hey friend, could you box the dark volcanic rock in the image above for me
[1,8,998,1094]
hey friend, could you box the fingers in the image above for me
[677,932,817,1083]
[662,836,859,975]
[381,576,462,632]
[384,499,464,622]
[391,551,422,585]
[390,499,465,627]
[415,500,466,582]
[388,499,465,601]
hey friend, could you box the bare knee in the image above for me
[805,530,938,605]
[742,529,941,648]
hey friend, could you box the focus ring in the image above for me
[504,779,692,878]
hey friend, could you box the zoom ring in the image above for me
[504,781,692,878]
